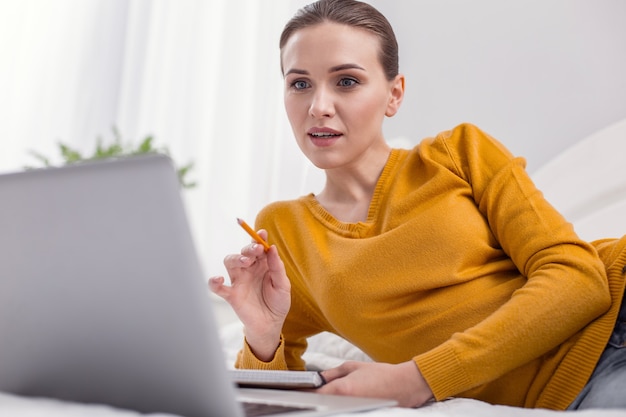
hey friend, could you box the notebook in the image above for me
[0,154,396,417]
[231,369,326,389]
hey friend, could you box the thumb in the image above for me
[266,246,284,271]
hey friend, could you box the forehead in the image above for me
[281,22,382,72]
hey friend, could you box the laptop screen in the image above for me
[0,155,243,417]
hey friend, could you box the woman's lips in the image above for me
[307,128,342,147]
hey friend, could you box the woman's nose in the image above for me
[308,88,335,119]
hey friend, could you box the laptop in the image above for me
[0,154,396,417]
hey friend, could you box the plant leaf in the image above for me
[59,143,82,164]
[27,129,197,189]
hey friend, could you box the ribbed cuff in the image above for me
[414,344,472,401]
[235,335,287,370]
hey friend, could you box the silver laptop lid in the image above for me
[0,154,243,417]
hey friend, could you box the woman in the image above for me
[209,0,626,410]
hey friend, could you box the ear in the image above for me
[385,74,405,117]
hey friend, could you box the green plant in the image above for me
[26,127,196,189]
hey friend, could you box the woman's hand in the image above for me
[209,230,291,361]
[317,360,434,408]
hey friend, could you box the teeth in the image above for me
[311,132,339,137]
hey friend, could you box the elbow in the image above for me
[585,265,612,319]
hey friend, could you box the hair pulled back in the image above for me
[279,0,399,81]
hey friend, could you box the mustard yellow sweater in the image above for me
[236,123,626,409]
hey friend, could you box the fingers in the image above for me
[208,276,224,288]
[240,242,266,258]
[214,228,288,299]
[225,229,276,274]
[222,250,258,271]
[317,361,434,408]
[319,361,357,383]
[208,276,230,299]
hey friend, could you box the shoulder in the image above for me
[255,196,311,229]
[416,123,522,179]
[423,123,513,158]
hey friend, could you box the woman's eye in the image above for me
[338,78,358,87]
[291,80,310,90]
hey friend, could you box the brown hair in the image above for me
[279,0,399,81]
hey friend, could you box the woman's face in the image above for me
[281,22,403,171]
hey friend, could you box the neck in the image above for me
[316,145,392,222]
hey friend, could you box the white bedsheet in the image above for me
[2,388,626,417]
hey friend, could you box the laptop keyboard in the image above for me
[241,401,315,416]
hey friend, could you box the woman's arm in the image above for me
[209,230,292,363]
[415,124,611,400]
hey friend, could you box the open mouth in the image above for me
[308,131,342,147]
[309,132,341,138]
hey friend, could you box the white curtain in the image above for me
[0,0,321,278]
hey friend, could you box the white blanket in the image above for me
[1,378,625,417]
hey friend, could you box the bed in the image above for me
[2,118,625,416]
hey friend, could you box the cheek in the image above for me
[345,92,389,123]
[284,98,309,144]
[284,96,306,123]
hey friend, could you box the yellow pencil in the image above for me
[237,218,271,252]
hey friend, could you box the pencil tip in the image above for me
[236,217,243,224]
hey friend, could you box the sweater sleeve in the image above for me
[234,336,289,370]
[414,124,611,400]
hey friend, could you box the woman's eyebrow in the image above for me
[285,63,366,77]
[285,68,309,76]
[329,63,365,73]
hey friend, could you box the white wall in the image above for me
[289,0,626,173]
